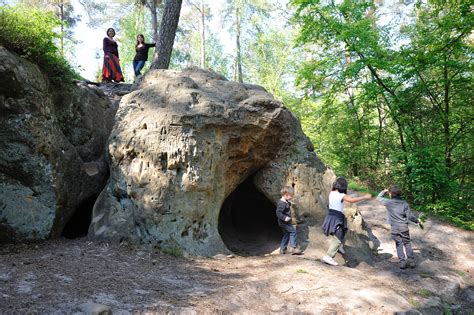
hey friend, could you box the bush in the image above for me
[0,5,78,82]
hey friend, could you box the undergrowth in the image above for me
[0,5,79,83]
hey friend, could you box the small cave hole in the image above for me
[61,194,98,239]
[218,175,282,256]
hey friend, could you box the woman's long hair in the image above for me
[136,34,145,48]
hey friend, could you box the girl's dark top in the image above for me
[134,43,156,61]
[103,37,119,58]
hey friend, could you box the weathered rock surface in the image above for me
[89,67,373,257]
[0,46,116,242]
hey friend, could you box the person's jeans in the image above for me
[280,224,297,250]
[391,224,414,261]
[133,60,146,76]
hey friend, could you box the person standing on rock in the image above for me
[133,34,156,78]
[276,186,303,255]
[322,177,372,266]
[102,28,124,83]
[377,186,423,269]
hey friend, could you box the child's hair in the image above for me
[280,186,294,196]
[389,185,402,197]
[332,177,348,194]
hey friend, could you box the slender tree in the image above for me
[136,0,162,42]
[199,0,205,68]
[151,0,183,69]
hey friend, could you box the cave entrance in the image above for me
[218,175,282,256]
[61,195,97,239]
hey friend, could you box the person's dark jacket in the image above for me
[377,191,419,227]
[103,37,119,58]
[134,43,156,61]
[322,209,347,236]
[276,199,291,226]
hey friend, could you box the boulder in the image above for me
[89,67,373,257]
[0,46,116,242]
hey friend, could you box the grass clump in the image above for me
[408,297,421,308]
[0,5,78,83]
[161,245,183,258]
[296,269,308,274]
[420,272,433,278]
[419,288,432,298]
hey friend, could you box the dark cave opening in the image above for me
[218,175,282,256]
[61,195,97,239]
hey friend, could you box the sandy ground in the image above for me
[0,198,473,314]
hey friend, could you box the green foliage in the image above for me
[348,180,378,196]
[161,245,183,257]
[291,0,473,229]
[0,5,78,82]
[419,288,432,298]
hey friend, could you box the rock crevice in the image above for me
[0,46,117,242]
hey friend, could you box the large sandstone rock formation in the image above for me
[89,68,374,258]
[0,46,116,242]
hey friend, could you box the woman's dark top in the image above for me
[103,37,119,58]
[134,43,156,61]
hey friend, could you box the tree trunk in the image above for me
[60,0,64,56]
[235,4,243,83]
[149,0,158,43]
[151,0,182,69]
[443,58,451,177]
[199,0,205,68]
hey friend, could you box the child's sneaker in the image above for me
[399,260,407,269]
[323,255,339,266]
[408,259,416,268]
[288,247,303,255]
[279,248,287,254]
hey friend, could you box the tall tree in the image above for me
[199,0,205,68]
[136,0,162,42]
[291,0,473,226]
[222,0,269,82]
[151,0,183,69]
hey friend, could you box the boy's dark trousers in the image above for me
[280,223,297,250]
[391,224,414,261]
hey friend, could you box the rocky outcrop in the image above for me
[89,68,373,258]
[0,46,117,242]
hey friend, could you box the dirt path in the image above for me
[1,198,472,314]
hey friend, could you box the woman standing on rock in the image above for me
[133,34,156,78]
[102,28,124,83]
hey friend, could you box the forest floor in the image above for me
[1,198,473,314]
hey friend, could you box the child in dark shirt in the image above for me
[377,186,423,269]
[275,186,302,255]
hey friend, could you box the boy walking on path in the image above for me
[276,186,303,255]
[377,186,422,269]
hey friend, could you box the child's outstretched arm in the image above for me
[376,189,390,205]
[343,193,372,204]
